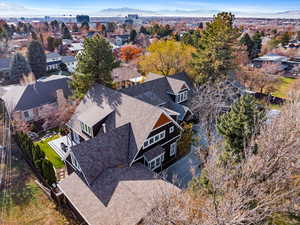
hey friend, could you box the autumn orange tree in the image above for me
[120,45,142,62]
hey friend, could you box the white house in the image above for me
[62,56,77,73]
[46,52,62,71]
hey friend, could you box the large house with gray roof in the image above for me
[57,72,193,225]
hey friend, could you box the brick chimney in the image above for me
[56,89,67,107]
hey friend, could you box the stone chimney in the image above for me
[56,89,67,107]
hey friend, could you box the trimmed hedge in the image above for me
[15,131,57,186]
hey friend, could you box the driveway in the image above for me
[165,124,208,189]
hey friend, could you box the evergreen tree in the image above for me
[33,145,45,170]
[27,40,47,79]
[216,94,265,162]
[62,25,72,39]
[240,33,254,59]
[279,32,291,46]
[129,29,137,43]
[198,22,204,29]
[41,159,57,186]
[47,36,55,51]
[140,26,148,34]
[31,31,38,40]
[192,12,239,84]
[251,32,262,59]
[70,35,119,98]
[9,53,31,82]
[72,23,79,32]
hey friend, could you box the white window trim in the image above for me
[176,91,188,103]
[170,142,177,157]
[80,121,93,137]
[143,130,166,149]
[169,126,174,133]
[71,152,81,171]
[148,153,164,170]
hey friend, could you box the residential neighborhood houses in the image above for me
[0,9,299,225]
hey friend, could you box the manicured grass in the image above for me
[35,135,65,169]
[273,77,298,99]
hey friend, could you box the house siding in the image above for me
[134,121,180,164]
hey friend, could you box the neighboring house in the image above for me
[61,56,77,73]
[112,64,144,89]
[0,58,10,80]
[1,75,71,124]
[111,34,130,46]
[46,52,62,71]
[68,42,84,54]
[253,53,300,74]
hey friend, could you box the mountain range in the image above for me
[0,2,300,18]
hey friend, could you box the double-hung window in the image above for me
[80,121,93,137]
[170,142,177,156]
[149,154,164,170]
[176,91,188,103]
[143,131,166,149]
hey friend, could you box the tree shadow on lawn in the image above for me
[0,146,39,209]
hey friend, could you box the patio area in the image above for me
[48,135,76,160]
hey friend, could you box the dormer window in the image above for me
[80,121,92,137]
[176,91,188,103]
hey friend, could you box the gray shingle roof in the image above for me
[61,56,76,63]
[68,84,166,161]
[1,75,71,112]
[135,91,165,106]
[71,124,132,185]
[112,65,142,82]
[46,52,61,59]
[58,163,179,225]
[121,72,194,120]
[144,145,164,161]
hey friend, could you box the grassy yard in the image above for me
[1,147,79,225]
[35,135,65,169]
[273,77,298,99]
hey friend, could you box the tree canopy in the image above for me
[216,94,265,162]
[70,35,119,98]
[27,40,47,79]
[192,12,240,84]
[139,40,196,76]
[9,53,31,82]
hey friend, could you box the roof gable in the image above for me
[153,113,171,130]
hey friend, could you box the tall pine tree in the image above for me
[240,33,254,59]
[27,40,47,79]
[216,94,265,162]
[9,53,31,82]
[192,12,240,84]
[70,35,119,98]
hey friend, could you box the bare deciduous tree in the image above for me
[145,101,300,225]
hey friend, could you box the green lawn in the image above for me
[35,135,65,169]
[273,77,298,99]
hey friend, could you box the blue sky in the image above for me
[1,0,300,16]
